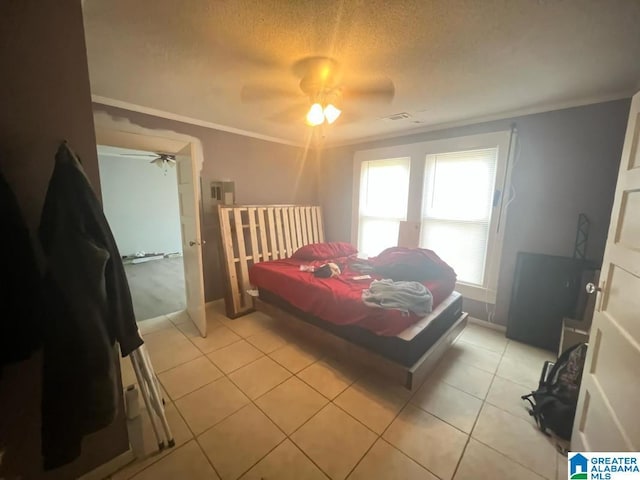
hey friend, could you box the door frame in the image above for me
[93,110,207,336]
[571,91,640,451]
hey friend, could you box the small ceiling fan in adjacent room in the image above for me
[241,55,395,128]
[117,151,176,174]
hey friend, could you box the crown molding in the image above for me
[91,95,305,148]
[323,89,635,149]
[92,89,635,152]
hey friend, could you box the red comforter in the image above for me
[249,247,456,336]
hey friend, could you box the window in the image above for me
[352,131,512,303]
[357,158,410,258]
[420,148,498,286]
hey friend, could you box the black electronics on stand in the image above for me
[506,252,596,351]
[506,214,599,352]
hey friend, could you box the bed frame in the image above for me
[218,204,324,318]
[218,203,468,389]
[254,297,468,390]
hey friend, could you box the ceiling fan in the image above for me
[241,55,395,127]
[117,151,177,171]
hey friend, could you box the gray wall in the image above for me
[93,103,317,301]
[319,99,630,325]
[98,153,182,256]
[0,1,129,478]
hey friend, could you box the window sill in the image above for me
[455,282,496,305]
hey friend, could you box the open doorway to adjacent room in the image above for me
[92,123,207,336]
[97,145,186,321]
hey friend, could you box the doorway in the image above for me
[97,145,186,321]
[93,121,207,337]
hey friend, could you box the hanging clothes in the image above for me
[38,143,143,469]
[0,171,43,372]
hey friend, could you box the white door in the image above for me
[175,143,206,336]
[572,91,640,451]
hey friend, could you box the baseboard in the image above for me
[78,449,135,480]
[468,316,507,332]
[205,299,224,308]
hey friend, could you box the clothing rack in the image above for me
[128,343,175,450]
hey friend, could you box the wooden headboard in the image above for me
[218,205,324,318]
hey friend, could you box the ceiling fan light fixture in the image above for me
[324,104,341,124]
[306,102,324,126]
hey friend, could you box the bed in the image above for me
[218,204,468,389]
[256,287,464,366]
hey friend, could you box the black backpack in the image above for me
[521,343,588,440]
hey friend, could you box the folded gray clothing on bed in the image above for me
[361,279,433,316]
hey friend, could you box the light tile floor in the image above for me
[111,302,566,480]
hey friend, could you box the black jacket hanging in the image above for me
[38,143,143,469]
[0,171,43,371]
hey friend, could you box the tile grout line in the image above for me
[285,358,370,435]
[125,316,553,480]
[353,360,450,480]
[202,317,287,479]
[164,370,225,403]
[449,332,508,480]
[142,328,203,375]
[332,376,425,479]
[226,363,293,403]
[117,438,185,480]
[174,385,250,439]
[269,360,384,479]
[159,351,246,480]
[432,332,557,478]
[229,435,288,479]
[450,374,498,479]
[152,325,330,479]
[200,339,331,479]
[211,350,268,376]
[470,437,551,480]
[453,336,551,480]
[278,402,341,479]
[122,313,235,478]
[120,352,238,477]
[271,320,548,479]
[120,397,217,479]
[174,345,326,442]
[342,433,380,480]
[156,364,224,479]
[381,436,446,480]
[194,337,246,356]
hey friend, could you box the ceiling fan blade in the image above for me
[266,102,310,124]
[235,52,286,72]
[333,110,362,125]
[292,56,340,80]
[241,84,301,103]
[345,77,395,103]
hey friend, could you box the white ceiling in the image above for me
[96,145,154,157]
[83,0,640,146]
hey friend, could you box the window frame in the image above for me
[355,156,412,258]
[351,131,513,304]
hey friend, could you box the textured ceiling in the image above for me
[83,0,640,146]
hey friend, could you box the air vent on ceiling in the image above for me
[383,112,412,121]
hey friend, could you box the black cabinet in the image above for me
[506,252,586,352]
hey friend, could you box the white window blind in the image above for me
[420,148,498,286]
[358,158,410,258]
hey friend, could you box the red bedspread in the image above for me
[249,247,456,336]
